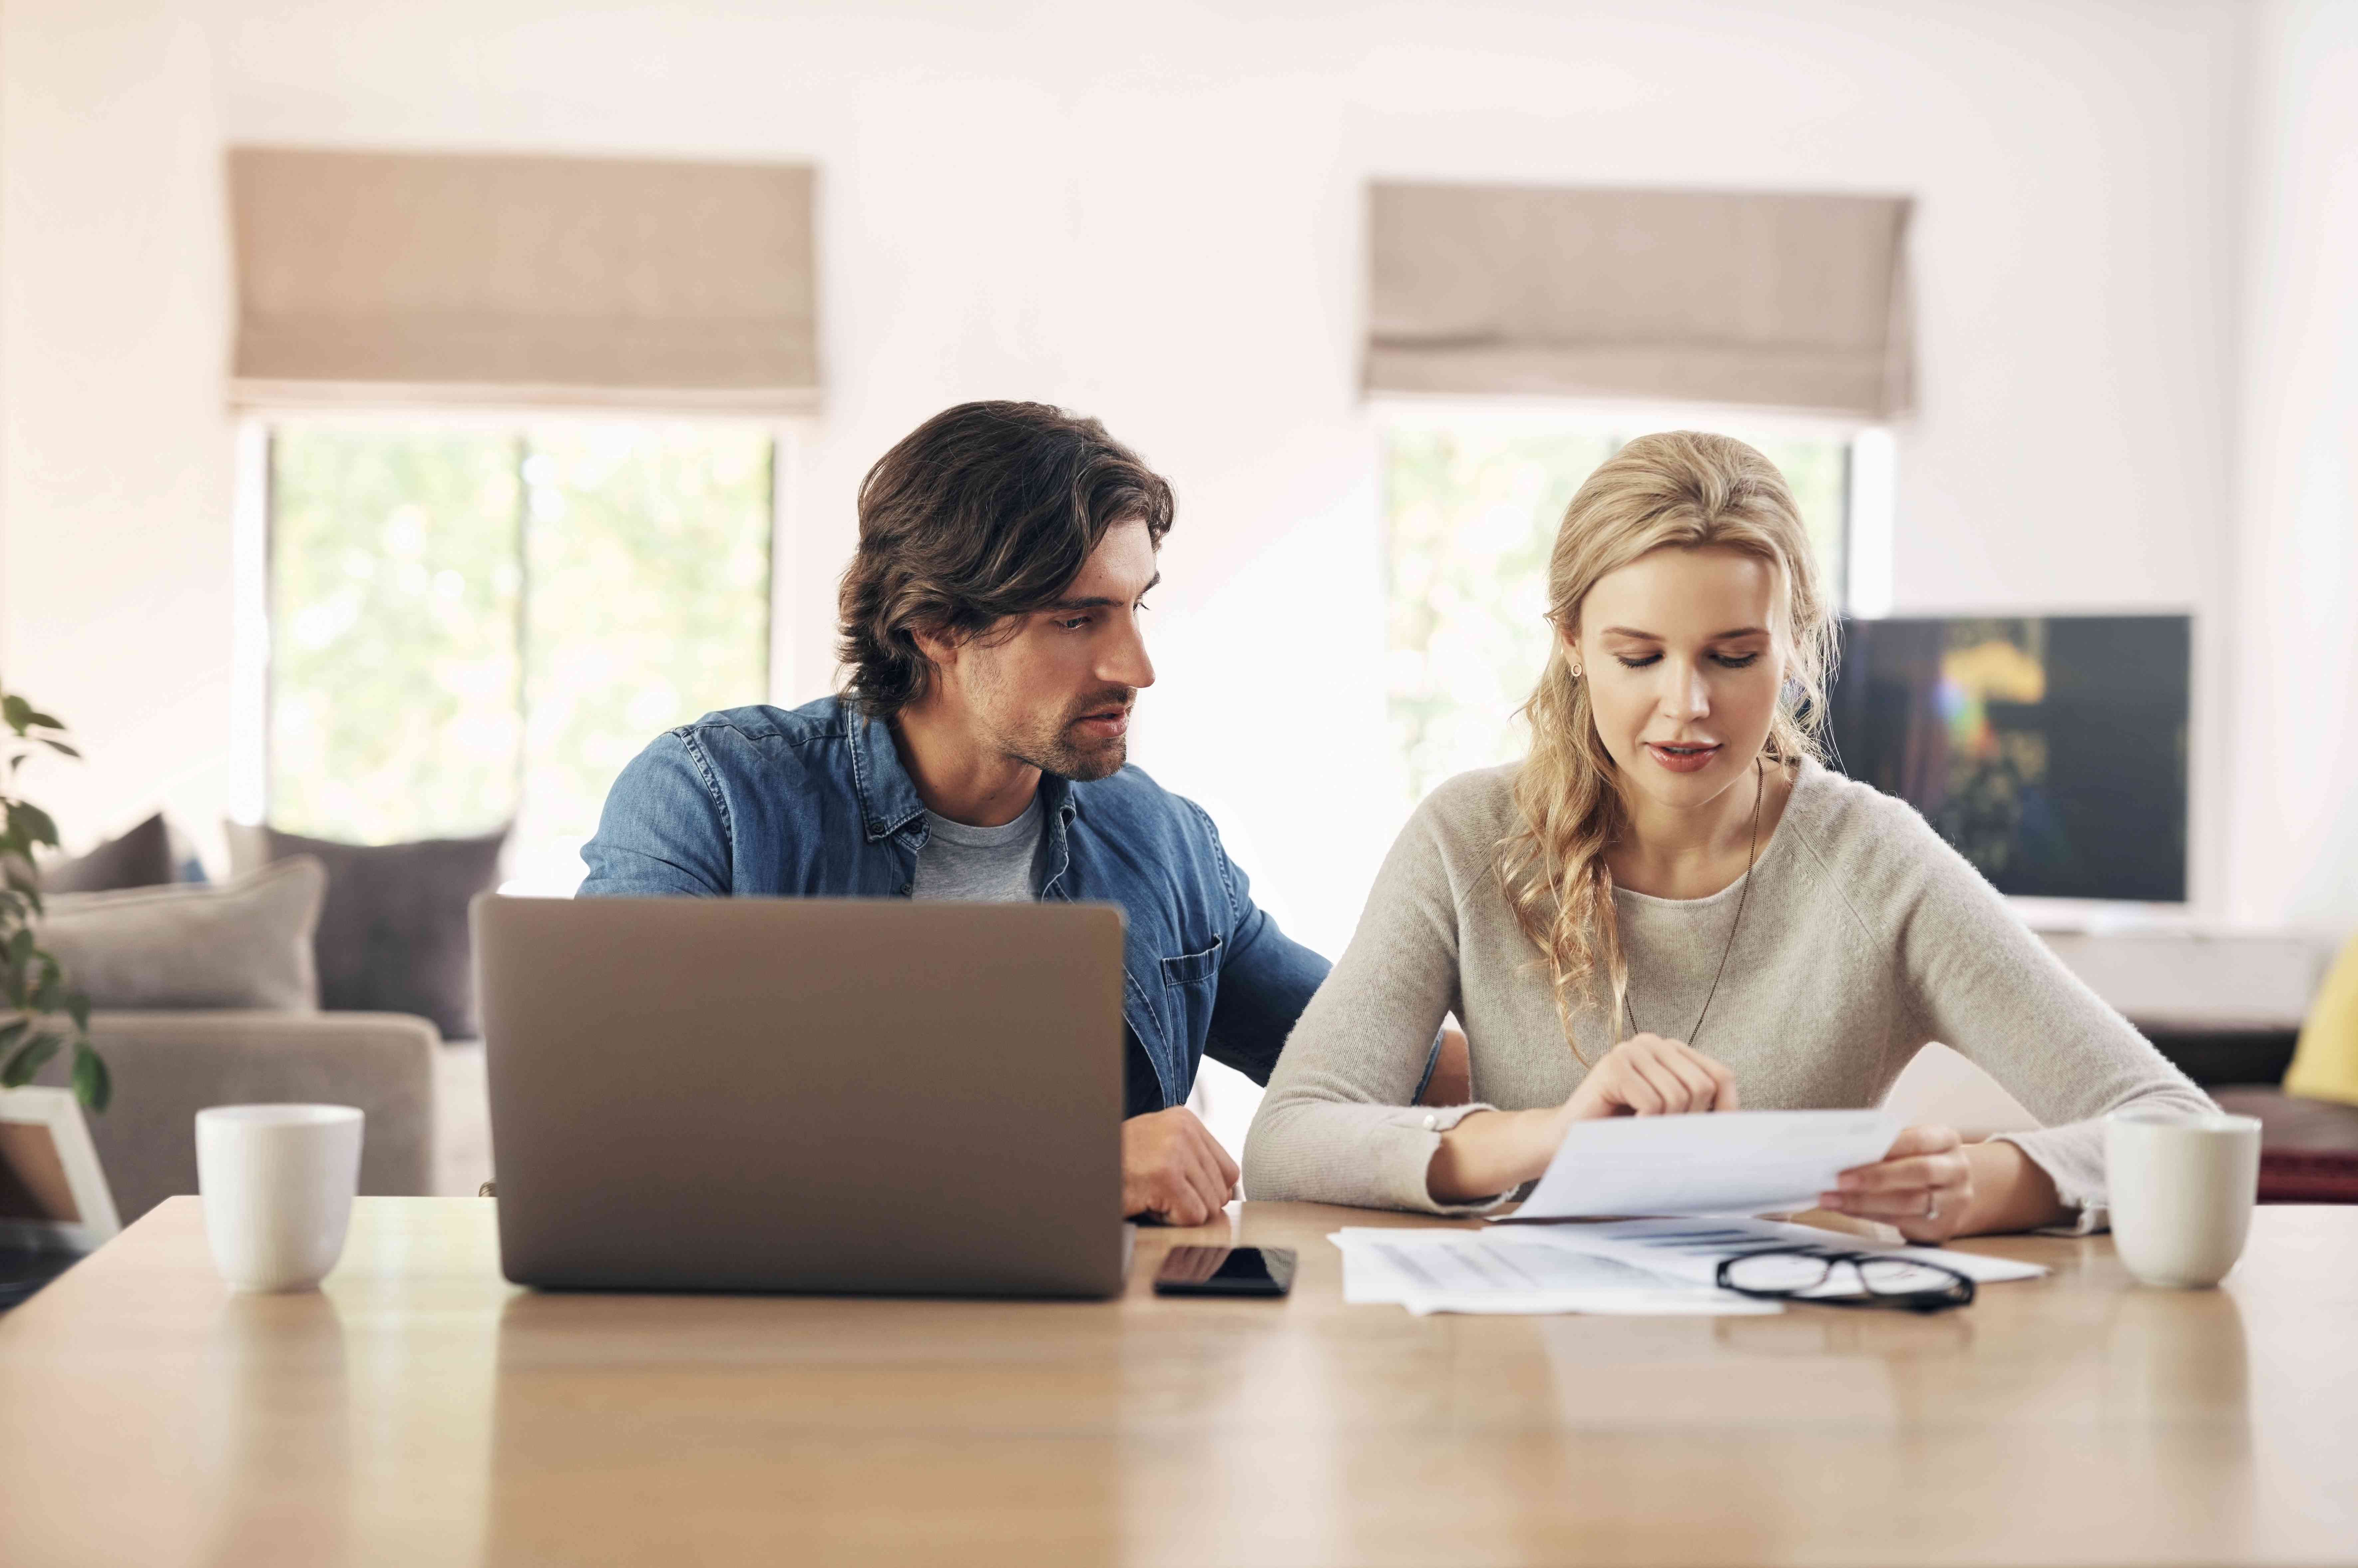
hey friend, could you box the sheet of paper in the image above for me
[1328,1229,1783,1316]
[1517,1109,1904,1220]
[1503,1216,2050,1295]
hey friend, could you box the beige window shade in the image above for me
[230,148,817,412]
[1367,182,1913,420]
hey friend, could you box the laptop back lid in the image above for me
[476,895,1127,1297]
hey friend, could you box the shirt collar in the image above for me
[844,701,927,844]
[844,697,1081,844]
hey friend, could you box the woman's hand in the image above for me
[1428,1033,1736,1205]
[1821,1124,1974,1243]
[1823,1133,2069,1241]
[1564,1032,1740,1122]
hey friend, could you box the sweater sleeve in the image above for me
[1878,803,2215,1231]
[1242,789,1503,1214]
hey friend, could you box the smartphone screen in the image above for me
[1152,1245,1296,1296]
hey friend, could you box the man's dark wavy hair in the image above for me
[835,401,1175,716]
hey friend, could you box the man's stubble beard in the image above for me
[999,689,1135,783]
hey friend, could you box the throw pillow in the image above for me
[35,857,326,1011]
[2284,932,2358,1108]
[226,822,508,1040]
[37,813,176,893]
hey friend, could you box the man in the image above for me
[582,401,1459,1224]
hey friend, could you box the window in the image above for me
[263,422,774,893]
[1384,413,1863,804]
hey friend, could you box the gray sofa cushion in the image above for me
[227,822,507,1039]
[45,1009,438,1221]
[39,812,177,893]
[35,858,325,1011]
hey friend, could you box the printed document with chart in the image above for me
[1330,1109,2050,1316]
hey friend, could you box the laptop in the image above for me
[474,894,1129,1297]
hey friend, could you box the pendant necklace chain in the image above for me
[1623,754,1766,1048]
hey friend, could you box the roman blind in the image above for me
[229,148,818,412]
[1366,182,1914,420]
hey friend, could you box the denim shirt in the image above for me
[578,695,1331,1109]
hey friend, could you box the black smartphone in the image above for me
[1152,1245,1296,1297]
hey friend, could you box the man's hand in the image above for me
[1122,1106,1239,1226]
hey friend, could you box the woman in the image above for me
[1244,432,2209,1239]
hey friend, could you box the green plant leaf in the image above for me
[66,990,90,1035]
[7,926,32,970]
[39,738,79,759]
[70,1041,110,1113]
[24,711,62,733]
[28,961,61,1014]
[1,1032,59,1088]
[4,873,40,918]
[0,1018,31,1055]
[0,695,27,735]
[6,801,57,851]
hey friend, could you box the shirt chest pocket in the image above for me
[1159,935,1222,988]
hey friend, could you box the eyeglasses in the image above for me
[1715,1247,1976,1313]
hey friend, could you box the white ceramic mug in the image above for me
[2105,1109,2261,1288]
[195,1104,364,1292]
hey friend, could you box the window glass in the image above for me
[516,426,772,892]
[267,423,773,891]
[269,431,522,841]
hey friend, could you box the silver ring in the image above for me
[1924,1191,1940,1221]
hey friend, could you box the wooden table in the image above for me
[3,1198,2354,1567]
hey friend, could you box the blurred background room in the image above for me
[4,0,2355,1210]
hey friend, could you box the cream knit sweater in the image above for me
[1243,759,2212,1223]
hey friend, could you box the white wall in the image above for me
[0,0,2299,951]
[0,1,234,867]
[2228,0,2358,935]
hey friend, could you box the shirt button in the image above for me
[1423,1114,1438,1131]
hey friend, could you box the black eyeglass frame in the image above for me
[1714,1247,1977,1313]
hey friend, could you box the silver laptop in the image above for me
[474,894,1128,1297]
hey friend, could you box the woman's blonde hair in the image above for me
[1496,431,1837,1059]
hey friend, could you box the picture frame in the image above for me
[0,1086,121,1254]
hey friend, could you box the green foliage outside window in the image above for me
[271,432,524,842]
[1385,421,1851,805]
[269,424,772,891]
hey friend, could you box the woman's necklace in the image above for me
[1622,754,1766,1048]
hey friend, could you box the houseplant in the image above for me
[0,688,108,1110]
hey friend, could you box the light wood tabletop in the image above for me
[1,1197,2354,1567]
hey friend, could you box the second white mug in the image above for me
[195,1103,365,1292]
[2105,1109,2261,1288]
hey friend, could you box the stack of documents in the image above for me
[1330,1110,2051,1316]
[1330,1226,1782,1316]
[1332,1217,2047,1316]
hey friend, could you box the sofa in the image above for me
[2038,930,2358,1164]
[22,814,509,1222]
[36,1010,440,1224]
